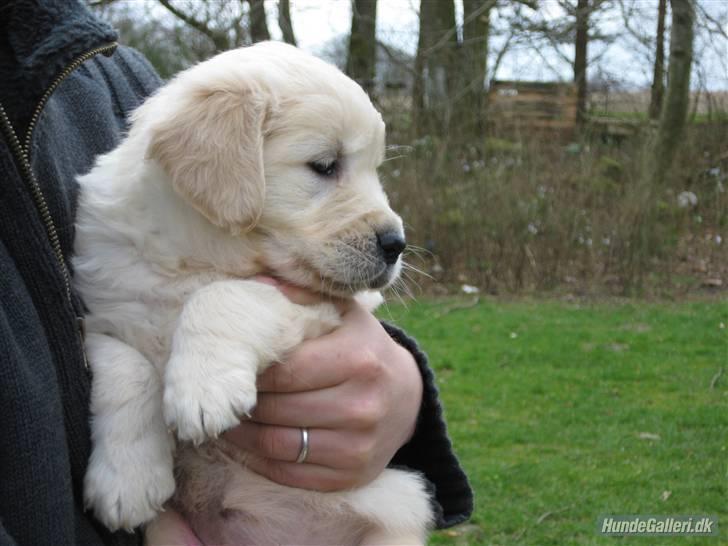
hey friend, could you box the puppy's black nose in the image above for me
[377,231,406,265]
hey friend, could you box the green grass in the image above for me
[378,298,728,546]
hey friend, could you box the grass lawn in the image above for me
[378,297,727,545]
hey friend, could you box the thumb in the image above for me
[145,509,203,546]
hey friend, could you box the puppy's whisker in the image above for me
[385,144,413,155]
[387,279,409,309]
[379,298,395,321]
[396,274,417,299]
[404,244,434,260]
[400,270,422,295]
[333,240,381,281]
[393,285,408,307]
[401,260,433,281]
[337,241,379,267]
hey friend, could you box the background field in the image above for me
[379,297,727,546]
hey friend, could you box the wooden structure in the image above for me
[487,80,577,138]
[586,116,645,141]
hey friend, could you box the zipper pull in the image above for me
[77,316,89,370]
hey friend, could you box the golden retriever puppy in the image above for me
[73,42,432,544]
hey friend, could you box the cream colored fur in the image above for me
[74,42,431,544]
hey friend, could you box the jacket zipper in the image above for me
[23,43,119,158]
[0,42,118,369]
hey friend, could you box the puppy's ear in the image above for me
[147,87,267,233]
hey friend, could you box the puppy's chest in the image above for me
[82,265,232,369]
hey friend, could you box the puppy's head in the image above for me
[145,42,404,296]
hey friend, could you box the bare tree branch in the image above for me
[616,0,654,50]
[489,28,515,81]
[375,39,416,77]
[696,1,728,39]
[157,0,230,51]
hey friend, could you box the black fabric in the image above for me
[0,0,118,136]
[385,323,474,529]
[0,1,472,543]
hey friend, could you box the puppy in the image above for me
[73,42,432,545]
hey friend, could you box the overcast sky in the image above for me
[133,0,728,91]
[277,0,728,91]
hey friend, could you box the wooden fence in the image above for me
[487,80,577,138]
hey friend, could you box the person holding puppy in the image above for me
[0,0,472,544]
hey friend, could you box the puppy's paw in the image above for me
[297,302,342,340]
[164,357,258,444]
[84,443,174,531]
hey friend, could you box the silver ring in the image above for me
[295,427,309,463]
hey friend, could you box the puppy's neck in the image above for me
[116,159,264,278]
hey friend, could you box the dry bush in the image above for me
[380,104,727,296]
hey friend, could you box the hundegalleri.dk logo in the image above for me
[597,515,719,536]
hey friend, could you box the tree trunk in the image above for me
[460,0,493,128]
[277,0,296,46]
[346,0,378,94]
[248,0,270,43]
[648,0,667,120]
[652,0,694,185]
[412,1,430,135]
[574,0,589,126]
[413,0,458,135]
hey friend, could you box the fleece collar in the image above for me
[0,0,117,132]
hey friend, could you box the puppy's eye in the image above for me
[308,160,338,177]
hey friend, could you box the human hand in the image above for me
[223,277,424,491]
[145,509,202,546]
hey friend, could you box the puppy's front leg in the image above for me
[84,333,175,531]
[163,280,339,444]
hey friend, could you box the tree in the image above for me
[574,0,589,125]
[413,0,458,134]
[157,0,248,52]
[277,0,296,45]
[460,0,496,125]
[248,0,270,43]
[651,0,694,185]
[648,0,668,120]
[516,1,611,127]
[346,0,378,94]
[95,2,216,77]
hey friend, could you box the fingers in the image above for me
[224,422,314,464]
[224,422,374,471]
[256,336,361,393]
[256,356,347,394]
[252,275,349,310]
[250,384,384,430]
[256,309,380,393]
[225,422,339,467]
[144,509,202,546]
